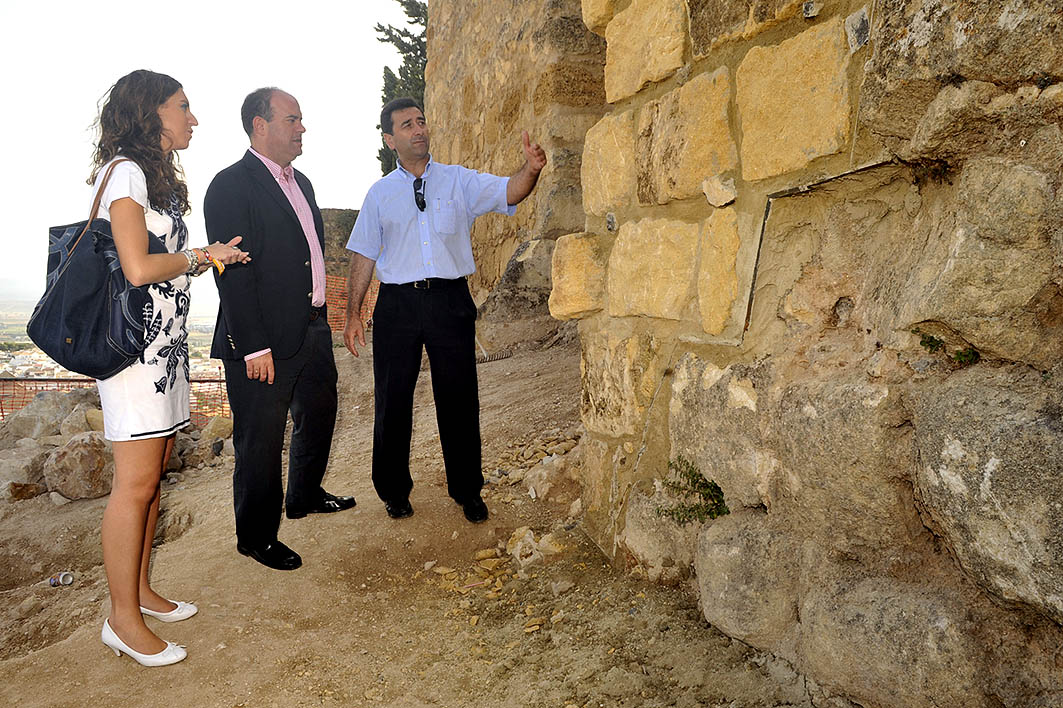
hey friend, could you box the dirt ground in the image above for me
[0,326,816,708]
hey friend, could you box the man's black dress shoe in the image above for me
[385,499,414,519]
[460,496,489,523]
[285,491,357,519]
[237,540,302,570]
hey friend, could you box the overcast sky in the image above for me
[1,0,410,317]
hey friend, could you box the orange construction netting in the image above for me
[0,378,230,427]
[325,274,378,331]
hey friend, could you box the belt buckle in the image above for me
[413,279,430,290]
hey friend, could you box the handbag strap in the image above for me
[68,157,133,253]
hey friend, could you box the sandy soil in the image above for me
[0,328,814,708]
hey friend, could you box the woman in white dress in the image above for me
[90,70,249,666]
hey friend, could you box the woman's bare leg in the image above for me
[102,436,169,654]
[137,434,178,614]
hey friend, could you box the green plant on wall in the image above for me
[911,328,945,354]
[656,456,729,525]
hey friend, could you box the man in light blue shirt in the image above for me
[344,97,546,524]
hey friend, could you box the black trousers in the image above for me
[371,279,483,504]
[223,316,338,546]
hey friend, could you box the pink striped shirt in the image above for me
[243,148,327,362]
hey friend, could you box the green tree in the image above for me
[376,0,427,175]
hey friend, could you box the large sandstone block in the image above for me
[695,511,799,650]
[607,218,699,320]
[44,432,113,500]
[910,366,1063,624]
[637,67,737,205]
[582,110,636,216]
[799,580,982,708]
[604,0,686,102]
[736,17,851,181]
[687,0,801,57]
[580,325,668,437]
[698,207,741,335]
[549,232,610,320]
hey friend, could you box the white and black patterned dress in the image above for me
[93,158,191,441]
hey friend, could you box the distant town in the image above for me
[0,301,224,380]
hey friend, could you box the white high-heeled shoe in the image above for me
[101,619,187,666]
[140,600,198,622]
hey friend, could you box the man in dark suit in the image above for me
[204,87,354,571]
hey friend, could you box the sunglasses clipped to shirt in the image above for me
[413,177,426,211]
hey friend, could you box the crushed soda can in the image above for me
[47,572,74,587]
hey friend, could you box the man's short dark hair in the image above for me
[241,87,279,137]
[381,97,424,135]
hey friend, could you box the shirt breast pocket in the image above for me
[433,200,458,235]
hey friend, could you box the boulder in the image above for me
[799,579,983,708]
[619,484,699,584]
[909,365,1063,624]
[59,406,93,437]
[695,511,799,651]
[0,445,50,502]
[43,432,113,500]
[200,416,234,441]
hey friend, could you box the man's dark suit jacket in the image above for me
[204,150,325,361]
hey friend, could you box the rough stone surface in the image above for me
[549,233,610,320]
[43,432,113,500]
[580,325,668,438]
[426,0,604,301]
[582,110,636,216]
[607,218,699,320]
[695,512,798,650]
[861,0,1063,146]
[637,68,737,205]
[0,391,84,449]
[604,0,686,103]
[201,416,234,441]
[910,366,1063,625]
[687,0,801,57]
[697,207,741,335]
[479,239,556,321]
[581,0,617,36]
[619,485,699,584]
[799,580,983,708]
[59,407,92,437]
[321,208,358,277]
[898,80,1063,163]
[702,175,737,207]
[736,17,851,181]
[85,408,105,432]
[0,446,50,502]
[432,0,1063,704]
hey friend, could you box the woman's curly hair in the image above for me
[89,70,189,214]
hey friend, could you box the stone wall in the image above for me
[425,0,606,301]
[430,0,1063,705]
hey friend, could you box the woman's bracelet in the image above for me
[182,249,198,275]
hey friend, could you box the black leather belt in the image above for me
[387,277,465,290]
[309,305,326,321]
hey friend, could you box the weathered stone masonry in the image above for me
[430,0,1063,705]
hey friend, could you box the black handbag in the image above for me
[27,159,168,380]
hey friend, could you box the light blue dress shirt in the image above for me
[346,156,515,284]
